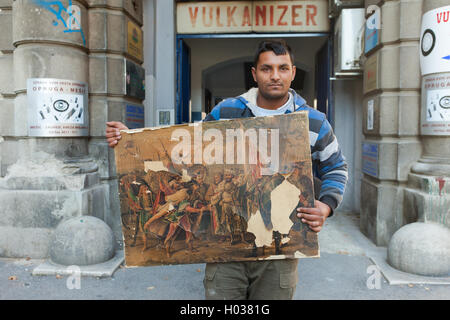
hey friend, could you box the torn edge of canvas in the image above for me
[121,111,309,135]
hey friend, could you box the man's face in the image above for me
[214,174,222,184]
[252,51,296,101]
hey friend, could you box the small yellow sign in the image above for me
[127,20,143,61]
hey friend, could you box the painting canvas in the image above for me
[114,111,319,267]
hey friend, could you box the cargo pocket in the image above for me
[205,263,218,281]
[279,260,298,300]
[203,263,218,299]
[204,262,248,300]
[280,271,298,288]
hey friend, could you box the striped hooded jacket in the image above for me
[203,88,348,215]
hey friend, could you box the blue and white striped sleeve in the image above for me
[203,105,221,122]
[311,117,348,215]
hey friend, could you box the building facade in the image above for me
[0,0,448,275]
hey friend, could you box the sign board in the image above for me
[157,109,175,126]
[177,1,330,34]
[420,5,450,76]
[125,59,145,100]
[114,112,318,267]
[125,104,145,129]
[364,12,380,54]
[367,99,374,130]
[362,142,378,177]
[363,53,379,94]
[127,20,143,61]
[420,73,450,135]
[27,78,88,137]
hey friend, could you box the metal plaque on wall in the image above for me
[362,142,379,177]
[125,104,145,129]
[363,53,379,94]
[364,15,380,54]
[27,78,89,137]
[127,20,143,61]
[125,59,145,100]
[420,73,450,136]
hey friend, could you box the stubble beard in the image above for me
[259,85,289,102]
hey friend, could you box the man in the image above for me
[164,181,206,256]
[205,172,223,236]
[106,39,347,300]
[213,169,248,245]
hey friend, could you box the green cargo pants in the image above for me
[203,259,299,300]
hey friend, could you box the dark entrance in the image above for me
[176,33,332,125]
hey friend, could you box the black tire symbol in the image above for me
[53,100,69,112]
[421,29,435,57]
[439,96,450,109]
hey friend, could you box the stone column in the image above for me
[87,0,145,243]
[407,0,450,226]
[0,0,145,259]
[360,0,423,246]
[0,0,14,176]
[387,0,450,277]
[0,0,109,258]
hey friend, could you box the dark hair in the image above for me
[254,39,294,67]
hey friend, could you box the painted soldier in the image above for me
[164,181,206,257]
[214,169,247,244]
[142,180,189,241]
[205,172,223,236]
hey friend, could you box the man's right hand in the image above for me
[106,121,128,148]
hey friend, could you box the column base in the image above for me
[0,157,109,259]
[404,172,450,227]
[360,178,404,246]
[411,157,450,176]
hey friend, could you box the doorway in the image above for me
[176,34,331,124]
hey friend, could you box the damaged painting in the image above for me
[114,111,319,267]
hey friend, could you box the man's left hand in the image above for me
[296,200,331,233]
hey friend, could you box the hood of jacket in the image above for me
[237,87,307,115]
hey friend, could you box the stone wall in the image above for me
[0,0,144,258]
[360,0,423,245]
